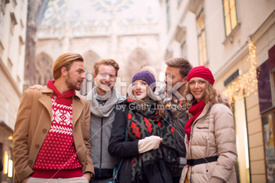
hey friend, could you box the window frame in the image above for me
[222,0,239,37]
[196,9,208,66]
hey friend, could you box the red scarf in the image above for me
[47,80,76,106]
[185,100,206,141]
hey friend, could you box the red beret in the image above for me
[187,66,215,85]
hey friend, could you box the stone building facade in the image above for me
[0,0,28,181]
[160,0,275,182]
[30,0,165,96]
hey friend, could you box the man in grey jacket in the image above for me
[87,58,124,183]
[158,57,192,183]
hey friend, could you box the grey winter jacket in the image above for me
[87,88,124,178]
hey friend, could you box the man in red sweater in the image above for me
[13,53,94,183]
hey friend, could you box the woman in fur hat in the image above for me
[180,66,237,183]
[108,70,178,183]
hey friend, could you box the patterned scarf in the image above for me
[184,100,206,141]
[124,98,178,182]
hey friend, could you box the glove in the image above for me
[138,135,163,154]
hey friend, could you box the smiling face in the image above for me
[189,77,207,102]
[132,80,150,100]
[94,64,117,95]
[164,66,186,93]
[65,61,85,91]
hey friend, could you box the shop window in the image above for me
[196,10,208,66]
[233,96,251,183]
[222,0,238,37]
[262,110,275,183]
[257,60,272,113]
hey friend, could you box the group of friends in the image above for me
[12,53,238,183]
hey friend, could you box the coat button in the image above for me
[35,144,40,149]
[29,160,33,164]
[43,129,47,133]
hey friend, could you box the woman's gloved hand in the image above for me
[138,135,163,153]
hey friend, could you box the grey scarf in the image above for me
[87,87,120,118]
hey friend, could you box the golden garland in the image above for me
[224,39,259,102]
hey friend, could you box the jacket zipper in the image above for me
[189,118,197,183]
[189,109,208,182]
[99,117,103,177]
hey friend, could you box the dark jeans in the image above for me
[172,176,180,183]
[90,177,112,183]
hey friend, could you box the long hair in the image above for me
[184,80,231,109]
[184,80,216,106]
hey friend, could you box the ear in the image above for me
[93,73,97,79]
[183,76,188,83]
[61,67,68,77]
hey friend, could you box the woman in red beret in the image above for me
[180,66,237,183]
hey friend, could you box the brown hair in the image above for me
[165,57,192,78]
[52,53,84,80]
[93,58,120,76]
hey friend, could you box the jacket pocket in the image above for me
[205,162,216,180]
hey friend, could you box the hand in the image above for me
[83,173,91,182]
[28,84,43,90]
[138,135,163,153]
[22,177,31,183]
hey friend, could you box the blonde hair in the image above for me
[93,58,120,77]
[184,80,216,105]
[52,53,83,80]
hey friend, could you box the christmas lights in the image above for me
[224,39,259,103]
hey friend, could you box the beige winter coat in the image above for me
[13,87,94,183]
[180,99,237,183]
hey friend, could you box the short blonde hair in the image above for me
[52,53,83,80]
[93,58,120,77]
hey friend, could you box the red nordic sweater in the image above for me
[32,80,83,178]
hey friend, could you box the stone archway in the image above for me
[35,53,53,85]
[127,47,150,80]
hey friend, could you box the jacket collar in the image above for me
[193,103,212,124]
[39,86,82,126]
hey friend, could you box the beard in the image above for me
[66,73,82,91]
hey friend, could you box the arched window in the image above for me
[127,47,150,80]
[35,53,53,85]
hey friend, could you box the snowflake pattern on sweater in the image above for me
[33,98,82,170]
